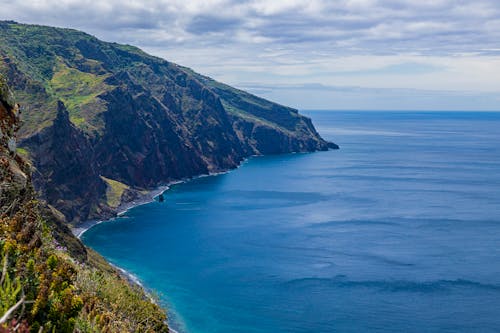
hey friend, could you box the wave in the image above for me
[332,128,418,137]
[308,219,399,228]
[283,276,500,293]
[109,263,145,288]
[309,217,500,228]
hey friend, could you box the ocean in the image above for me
[82,111,500,333]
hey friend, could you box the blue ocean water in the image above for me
[82,111,500,333]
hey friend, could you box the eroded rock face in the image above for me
[94,82,244,187]
[1,21,338,224]
[22,101,110,223]
[0,75,169,331]
[0,77,29,212]
[0,75,88,260]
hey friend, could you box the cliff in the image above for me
[0,20,337,224]
[0,74,169,332]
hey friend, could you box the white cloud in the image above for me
[1,0,499,110]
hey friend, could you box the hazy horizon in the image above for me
[301,108,500,112]
[302,109,500,112]
[1,0,499,110]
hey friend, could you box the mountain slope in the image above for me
[0,74,169,332]
[0,20,337,224]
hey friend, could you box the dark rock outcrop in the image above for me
[22,101,110,222]
[1,76,88,259]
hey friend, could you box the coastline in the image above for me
[71,152,315,333]
[73,169,240,333]
[71,158,259,333]
[107,263,180,333]
[72,155,255,239]
[72,184,171,239]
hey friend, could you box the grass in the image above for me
[222,101,295,135]
[69,115,86,126]
[99,176,130,208]
[75,260,168,333]
[48,59,111,131]
[15,147,30,158]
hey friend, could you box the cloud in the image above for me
[0,0,499,110]
[3,0,500,53]
[186,15,241,34]
[239,82,500,111]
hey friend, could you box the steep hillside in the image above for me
[0,20,337,224]
[0,75,169,332]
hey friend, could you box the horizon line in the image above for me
[300,109,500,112]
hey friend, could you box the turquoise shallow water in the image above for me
[82,111,500,333]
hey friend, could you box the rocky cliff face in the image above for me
[0,74,169,332]
[0,21,338,224]
[1,75,87,261]
[23,101,110,222]
[0,75,28,212]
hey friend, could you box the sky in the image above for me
[1,0,500,110]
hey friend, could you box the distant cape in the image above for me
[0,20,338,224]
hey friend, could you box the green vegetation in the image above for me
[15,147,29,159]
[75,264,168,332]
[100,176,130,208]
[0,199,168,332]
[0,73,168,332]
[0,20,322,139]
[222,101,295,136]
[0,256,22,315]
[0,21,115,135]
[48,60,110,131]
[0,20,333,225]
[0,199,84,332]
